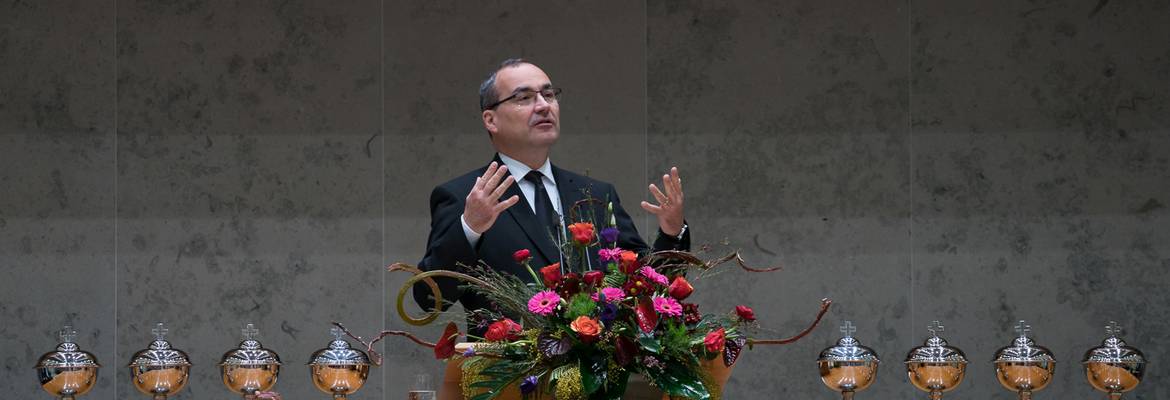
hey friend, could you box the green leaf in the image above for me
[579,357,607,394]
[465,359,532,400]
[603,267,627,286]
[639,333,662,354]
[549,364,576,383]
[644,362,711,400]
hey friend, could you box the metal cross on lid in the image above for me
[1014,320,1031,338]
[59,325,78,343]
[330,326,345,341]
[242,323,260,341]
[927,320,945,337]
[153,322,170,341]
[840,320,857,337]
[1105,321,1122,337]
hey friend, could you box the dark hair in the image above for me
[479,58,530,111]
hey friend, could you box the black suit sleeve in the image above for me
[413,185,476,312]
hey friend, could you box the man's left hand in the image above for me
[640,166,685,237]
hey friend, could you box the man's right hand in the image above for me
[463,162,520,234]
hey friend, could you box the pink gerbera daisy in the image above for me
[639,266,669,286]
[527,290,562,316]
[590,287,626,303]
[598,248,623,262]
[652,296,683,317]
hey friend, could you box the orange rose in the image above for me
[618,250,640,274]
[567,222,595,246]
[570,316,602,343]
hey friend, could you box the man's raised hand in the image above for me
[464,162,520,234]
[640,166,685,237]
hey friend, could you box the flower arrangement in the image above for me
[337,199,831,400]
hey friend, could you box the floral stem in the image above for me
[524,262,542,287]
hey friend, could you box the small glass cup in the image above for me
[407,374,435,400]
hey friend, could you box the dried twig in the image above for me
[749,298,832,345]
[653,248,783,273]
[330,321,441,366]
[730,252,782,272]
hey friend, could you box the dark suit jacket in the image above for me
[414,155,690,331]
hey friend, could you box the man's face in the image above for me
[483,63,560,154]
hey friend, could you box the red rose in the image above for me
[540,264,562,288]
[570,316,602,343]
[618,250,640,274]
[567,222,595,246]
[583,270,605,286]
[512,249,531,263]
[704,328,726,353]
[668,276,694,300]
[484,318,523,342]
[735,305,756,322]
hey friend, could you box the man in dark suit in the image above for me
[414,59,690,333]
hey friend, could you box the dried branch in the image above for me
[748,298,832,346]
[331,321,442,366]
[730,251,782,273]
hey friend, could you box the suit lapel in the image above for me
[553,165,587,223]
[496,156,561,265]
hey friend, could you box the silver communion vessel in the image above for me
[127,323,191,399]
[35,325,101,399]
[993,320,1056,400]
[1083,321,1145,400]
[905,320,967,400]
[817,321,880,400]
[307,326,371,399]
[219,323,282,399]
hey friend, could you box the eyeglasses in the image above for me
[484,87,562,110]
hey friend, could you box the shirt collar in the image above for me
[498,153,555,184]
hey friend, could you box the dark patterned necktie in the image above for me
[523,170,559,236]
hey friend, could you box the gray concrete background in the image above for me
[2,0,1167,399]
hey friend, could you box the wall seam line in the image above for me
[113,0,120,398]
[907,0,916,342]
[380,0,387,398]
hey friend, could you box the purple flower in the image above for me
[462,347,476,357]
[599,227,620,244]
[520,375,539,394]
[599,302,619,325]
[643,355,665,371]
